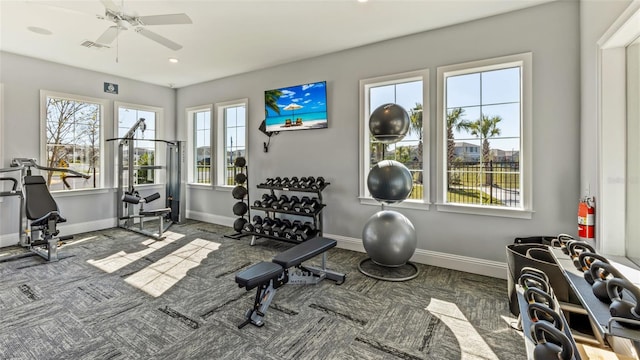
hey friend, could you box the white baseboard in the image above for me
[186,210,235,228]
[0,218,117,248]
[325,233,508,280]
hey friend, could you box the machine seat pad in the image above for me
[236,262,283,290]
[140,208,171,217]
[31,211,66,227]
[272,237,337,269]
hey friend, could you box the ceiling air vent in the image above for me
[80,40,109,49]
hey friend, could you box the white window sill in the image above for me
[214,185,233,192]
[359,197,431,211]
[435,202,533,219]
[187,183,213,189]
[51,187,113,198]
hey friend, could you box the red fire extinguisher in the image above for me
[578,197,595,239]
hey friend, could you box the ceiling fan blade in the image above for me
[135,28,182,51]
[100,0,120,13]
[137,14,192,26]
[96,26,121,45]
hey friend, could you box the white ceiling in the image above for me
[0,0,554,88]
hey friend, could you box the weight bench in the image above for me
[235,237,346,328]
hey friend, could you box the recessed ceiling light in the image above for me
[28,26,52,35]
[169,58,179,63]
[358,0,368,3]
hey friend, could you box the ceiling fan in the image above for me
[90,0,192,51]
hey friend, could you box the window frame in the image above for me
[186,105,214,186]
[114,101,164,187]
[358,69,430,210]
[436,52,533,219]
[215,98,248,188]
[39,90,108,192]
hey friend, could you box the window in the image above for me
[436,53,532,218]
[215,99,247,186]
[186,106,213,185]
[115,102,162,186]
[40,90,106,191]
[359,69,429,208]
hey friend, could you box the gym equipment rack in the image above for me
[246,177,329,245]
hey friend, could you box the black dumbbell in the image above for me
[280,177,290,187]
[260,194,276,208]
[302,176,315,188]
[289,177,299,188]
[295,196,310,212]
[268,218,283,236]
[242,222,254,233]
[264,178,275,186]
[295,177,307,189]
[272,177,282,187]
[272,195,289,209]
[282,195,299,211]
[284,220,303,240]
[311,177,325,190]
[303,198,320,213]
[274,219,291,237]
[261,217,275,235]
[295,222,315,241]
[252,215,263,234]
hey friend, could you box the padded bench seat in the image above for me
[236,261,283,290]
[272,237,337,268]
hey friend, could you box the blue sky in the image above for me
[266,81,327,117]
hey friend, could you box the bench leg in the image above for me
[238,280,278,329]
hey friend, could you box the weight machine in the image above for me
[0,158,89,262]
[108,118,185,240]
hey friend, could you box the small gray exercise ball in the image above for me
[362,210,417,267]
[369,103,410,144]
[367,160,413,204]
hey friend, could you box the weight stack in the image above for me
[226,157,250,239]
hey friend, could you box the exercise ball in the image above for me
[362,210,417,267]
[367,160,413,204]
[369,103,410,144]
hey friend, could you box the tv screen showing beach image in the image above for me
[264,81,328,132]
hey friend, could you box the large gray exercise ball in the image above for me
[369,103,410,144]
[367,160,413,204]
[362,210,417,267]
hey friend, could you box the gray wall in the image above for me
[0,52,176,241]
[177,1,581,264]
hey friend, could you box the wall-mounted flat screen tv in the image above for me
[264,81,328,132]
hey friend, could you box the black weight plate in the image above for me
[233,201,248,216]
[232,185,248,199]
[234,157,247,168]
[234,172,247,184]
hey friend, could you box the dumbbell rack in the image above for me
[248,180,329,245]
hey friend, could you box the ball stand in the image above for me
[358,257,419,282]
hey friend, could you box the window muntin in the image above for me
[437,53,532,217]
[360,70,429,206]
[117,105,159,186]
[42,91,104,191]
[193,109,212,184]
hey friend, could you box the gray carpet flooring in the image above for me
[0,220,526,359]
